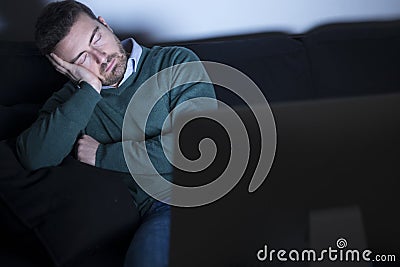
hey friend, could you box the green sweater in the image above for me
[16,46,216,213]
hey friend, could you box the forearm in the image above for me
[95,135,173,176]
[16,82,102,171]
[96,48,217,175]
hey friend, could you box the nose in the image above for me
[92,48,107,64]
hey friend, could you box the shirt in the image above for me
[102,38,143,89]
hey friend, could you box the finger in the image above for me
[47,55,68,74]
[49,53,63,63]
[54,64,69,75]
[50,53,83,81]
[78,135,93,145]
[47,55,80,81]
[50,53,74,70]
[77,138,86,145]
[46,54,61,68]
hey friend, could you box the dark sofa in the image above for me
[1,19,399,266]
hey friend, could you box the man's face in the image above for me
[53,13,127,86]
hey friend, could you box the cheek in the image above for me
[82,59,101,75]
[105,37,123,54]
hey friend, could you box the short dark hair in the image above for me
[35,0,97,55]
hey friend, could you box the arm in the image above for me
[16,54,103,171]
[96,82,216,176]
[95,48,217,175]
[16,82,102,170]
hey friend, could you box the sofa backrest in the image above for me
[1,20,399,140]
[0,42,67,140]
[1,20,399,107]
[185,35,314,105]
[303,20,400,99]
[0,41,67,106]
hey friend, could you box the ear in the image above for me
[98,16,113,32]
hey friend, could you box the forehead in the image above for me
[53,13,99,61]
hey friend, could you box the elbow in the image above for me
[15,135,59,171]
[15,138,39,171]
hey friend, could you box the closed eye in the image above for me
[93,32,102,45]
[70,26,100,64]
[77,52,88,65]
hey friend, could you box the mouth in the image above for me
[105,58,116,72]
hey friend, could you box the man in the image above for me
[16,1,216,266]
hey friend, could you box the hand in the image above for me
[47,53,102,93]
[76,135,100,166]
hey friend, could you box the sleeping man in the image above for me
[16,1,216,266]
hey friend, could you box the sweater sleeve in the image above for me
[95,47,217,176]
[95,82,216,176]
[16,82,102,171]
[96,135,170,174]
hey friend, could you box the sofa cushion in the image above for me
[303,20,400,98]
[0,140,140,267]
[185,35,314,105]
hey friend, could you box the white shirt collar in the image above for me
[102,38,142,89]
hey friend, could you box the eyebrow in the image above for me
[70,26,100,63]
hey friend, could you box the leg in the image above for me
[123,201,171,267]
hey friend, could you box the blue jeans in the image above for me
[123,201,171,267]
